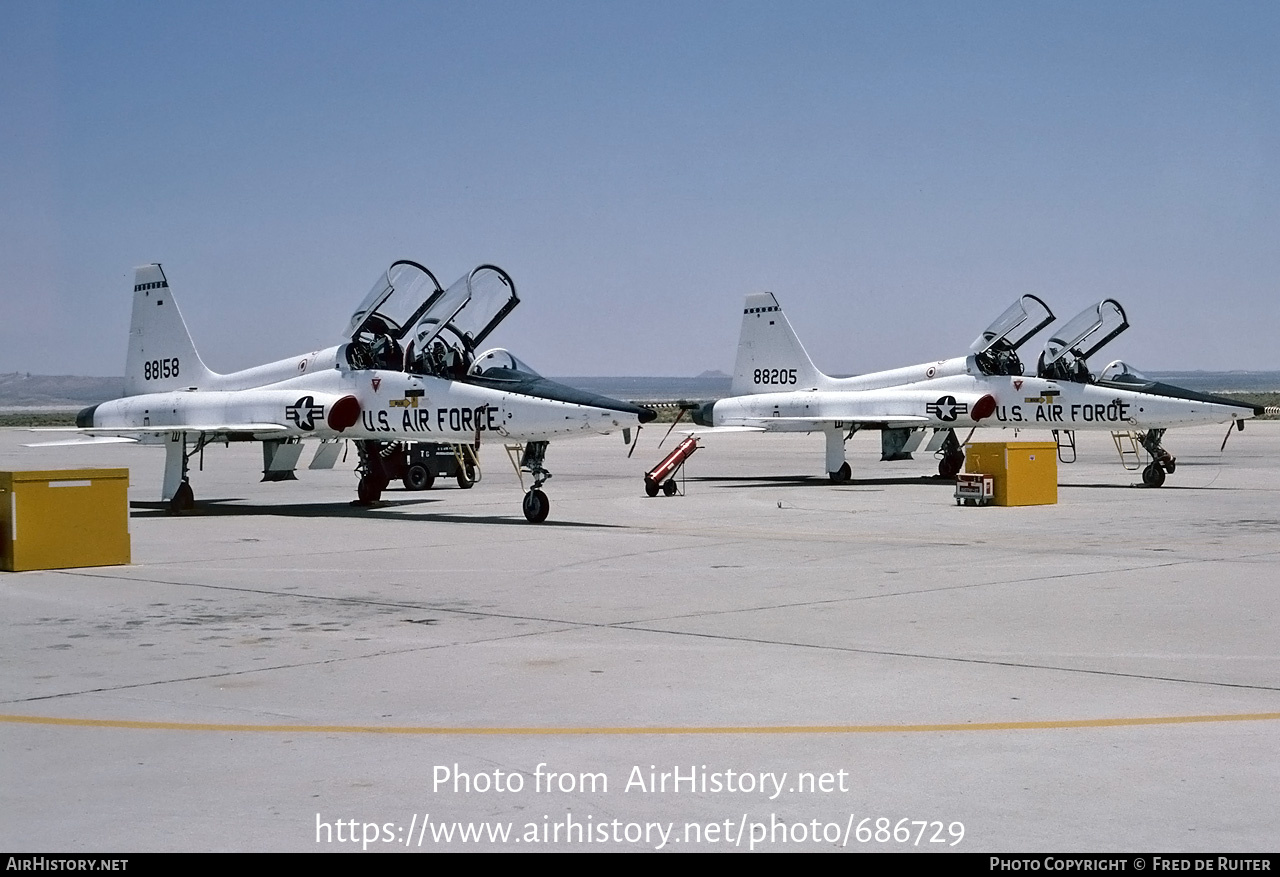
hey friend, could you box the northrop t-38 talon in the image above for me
[690,292,1262,486]
[57,261,655,521]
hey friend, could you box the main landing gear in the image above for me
[169,478,195,514]
[354,440,395,505]
[1140,428,1176,488]
[825,427,854,483]
[936,429,965,479]
[163,432,211,514]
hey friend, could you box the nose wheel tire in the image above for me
[522,489,550,523]
[1142,463,1167,488]
[829,462,851,483]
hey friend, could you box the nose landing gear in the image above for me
[1139,429,1176,488]
[515,441,553,523]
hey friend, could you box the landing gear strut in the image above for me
[825,427,854,483]
[163,432,210,514]
[1140,428,1176,488]
[519,441,552,523]
[936,429,965,479]
[354,440,394,505]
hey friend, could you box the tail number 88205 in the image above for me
[754,368,797,385]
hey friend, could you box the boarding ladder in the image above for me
[1052,429,1077,464]
[1110,431,1146,471]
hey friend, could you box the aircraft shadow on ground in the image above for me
[128,498,622,528]
[691,475,1228,492]
[690,474,954,489]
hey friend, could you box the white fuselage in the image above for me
[712,355,1253,432]
[93,344,641,443]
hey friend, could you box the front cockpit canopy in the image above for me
[1038,299,1129,383]
[971,294,1055,376]
[404,266,519,378]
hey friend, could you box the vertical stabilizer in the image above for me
[124,264,216,396]
[730,292,828,395]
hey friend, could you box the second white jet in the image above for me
[693,292,1262,486]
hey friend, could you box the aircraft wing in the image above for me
[24,435,141,448]
[26,424,290,447]
[79,424,290,434]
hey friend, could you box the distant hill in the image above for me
[0,373,124,408]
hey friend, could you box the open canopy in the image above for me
[344,260,445,342]
[1041,300,1129,370]
[970,294,1054,355]
[404,265,519,377]
[971,295,1054,376]
[342,261,520,374]
[408,265,518,356]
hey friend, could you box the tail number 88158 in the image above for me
[144,358,180,380]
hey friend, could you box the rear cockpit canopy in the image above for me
[1038,300,1128,383]
[345,261,444,343]
[344,261,445,369]
[971,295,1055,376]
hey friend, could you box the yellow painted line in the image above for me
[2,712,1279,735]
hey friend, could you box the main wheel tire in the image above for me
[167,480,194,514]
[403,464,433,491]
[522,489,550,523]
[644,477,660,497]
[457,464,476,489]
[829,462,852,483]
[357,474,384,504]
[939,452,965,479]
[1142,463,1166,488]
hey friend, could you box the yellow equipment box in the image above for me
[1,469,131,571]
[964,442,1058,507]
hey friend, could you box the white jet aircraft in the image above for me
[690,292,1262,487]
[56,260,655,521]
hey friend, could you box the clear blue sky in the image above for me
[2,1,1277,377]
